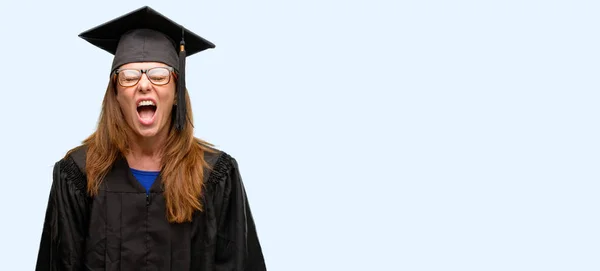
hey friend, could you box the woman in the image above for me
[35,6,266,270]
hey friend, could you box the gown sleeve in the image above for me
[213,154,267,271]
[35,157,89,271]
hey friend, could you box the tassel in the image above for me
[175,30,187,131]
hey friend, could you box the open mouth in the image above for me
[137,100,157,125]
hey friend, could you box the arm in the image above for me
[214,155,267,271]
[36,158,89,271]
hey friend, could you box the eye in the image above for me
[150,75,168,81]
[122,76,139,83]
[116,70,141,86]
[148,68,170,83]
[119,71,140,79]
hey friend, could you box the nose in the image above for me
[138,74,152,92]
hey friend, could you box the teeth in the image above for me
[138,100,156,107]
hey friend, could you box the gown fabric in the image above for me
[35,145,267,271]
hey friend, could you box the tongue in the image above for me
[139,107,155,120]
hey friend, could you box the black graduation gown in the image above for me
[35,146,266,270]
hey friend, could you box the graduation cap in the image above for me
[78,6,215,131]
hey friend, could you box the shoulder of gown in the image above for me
[35,146,89,271]
[202,148,268,270]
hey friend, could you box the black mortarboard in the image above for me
[78,6,215,131]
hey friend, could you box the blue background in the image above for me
[0,0,598,270]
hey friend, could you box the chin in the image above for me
[129,117,169,139]
[135,127,161,138]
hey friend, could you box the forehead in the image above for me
[119,62,170,70]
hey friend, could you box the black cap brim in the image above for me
[78,6,215,57]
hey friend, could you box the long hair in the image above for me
[67,76,217,223]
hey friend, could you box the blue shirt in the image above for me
[130,168,160,193]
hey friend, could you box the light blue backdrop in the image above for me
[0,0,598,270]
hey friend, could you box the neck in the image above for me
[125,130,169,171]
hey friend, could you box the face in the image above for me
[115,62,176,139]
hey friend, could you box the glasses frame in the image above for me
[113,66,176,87]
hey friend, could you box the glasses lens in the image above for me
[147,68,171,85]
[118,70,141,87]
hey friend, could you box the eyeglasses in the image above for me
[114,67,175,87]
